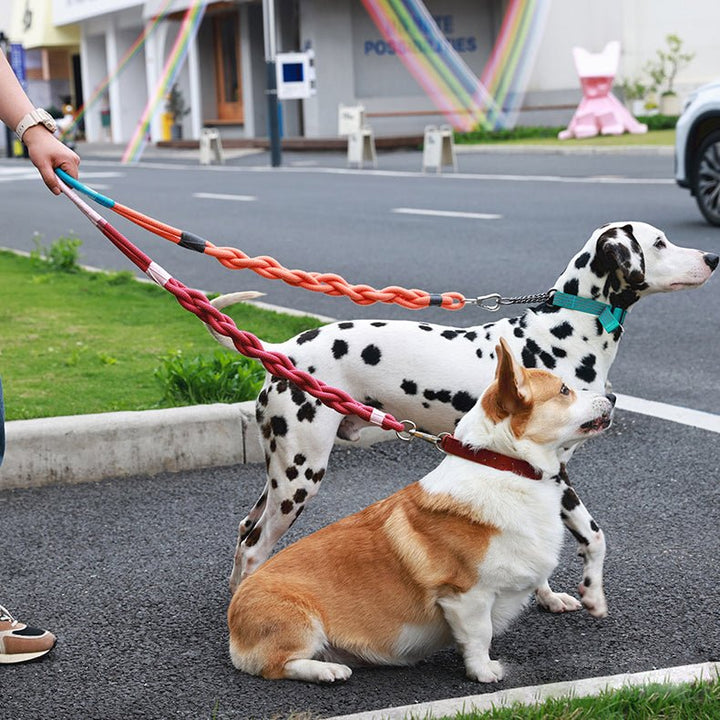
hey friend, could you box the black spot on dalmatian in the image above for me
[575,354,597,383]
[364,397,384,410]
[269,439,277,453]
[312,469,325,483]
[562,487,581,512]
[422,402,430,409]
[485,332,492,341]
[281,500,294,514]
[361,344,382,365]
[307,365,316,374]
[297,403,316,422]
[286,466,299,480]
[338,322,354,330]
[591,285,601,299]
[590,520,600,532]
[418,324,433,332]
[540,351,556,369]
[464,331,478,342]
[287,357,296,367]
[522,339,541,368]
[270,416,288,436]
[568,527,589,546]
[563,278,580,296]
[476,348,483,359]
[452,391,476,413]
[294,453,306,466]
[273,378,289,394]
[551,322,574,339]
[441,330,459,340]
[244,527,262,547]
[297,328,320,344]
[424,389,452,404]
[258,388,269,406]
[514,327,524,338]
[305,468,313,480]
[370,321,387,327]
[332,339,349,359]
[603,341,609,350]
[401,379,418,395]
[552,346,567,358]
[509,318,518,326]
[290,386,306,406]
[610,286,642,309]
[574,252,591,269]
[270,478,278,489]
[293,488,308,503]
[256,407,265,424]
[583,577,592,587]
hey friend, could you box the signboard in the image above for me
[9,44,27,91]
[276,51,316,100]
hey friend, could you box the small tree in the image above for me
[645,34,695,97]
[165,83,190,137]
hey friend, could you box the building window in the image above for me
[213,12,243,123]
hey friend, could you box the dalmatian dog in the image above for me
[206,221,718,607]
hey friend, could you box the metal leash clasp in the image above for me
[472,293,502,312]
[396,420,449,453]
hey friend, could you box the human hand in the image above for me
[23,126,81,195]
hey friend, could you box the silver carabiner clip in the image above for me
[474,293,502,312]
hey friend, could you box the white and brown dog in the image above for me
[227,339,615,684]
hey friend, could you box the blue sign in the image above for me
[9,44,27,91]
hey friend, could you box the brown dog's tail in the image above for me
[204,291,266,351]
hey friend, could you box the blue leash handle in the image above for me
[56,168,115,209]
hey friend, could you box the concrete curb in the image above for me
[0,401,260,490]
[325,662,720,720]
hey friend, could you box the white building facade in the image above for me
[5,0,720,144]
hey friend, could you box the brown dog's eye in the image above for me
[654,239,666,249]
[560,384,570,396]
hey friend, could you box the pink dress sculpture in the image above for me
[559,41,648,139]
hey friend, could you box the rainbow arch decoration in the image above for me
[122,0,208,164]
[360,0,551,131]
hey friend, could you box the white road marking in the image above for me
[193,192,256,202]
[616,393,720,433]
[393,207,502,220]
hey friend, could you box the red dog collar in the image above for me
[439,435,542,481]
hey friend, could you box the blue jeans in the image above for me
[0,377,4,467]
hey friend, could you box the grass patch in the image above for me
[0,249,323,420]
[437,676,720,720]
[454,116,677,148]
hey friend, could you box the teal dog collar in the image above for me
[551,291,627,334]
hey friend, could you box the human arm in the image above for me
[0,52,80,194]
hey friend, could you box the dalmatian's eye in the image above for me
[654,238,666,249]
[559,384,570,396]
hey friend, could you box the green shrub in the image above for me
[154,349,265,406]
[30,232,83,273]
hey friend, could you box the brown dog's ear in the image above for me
[493,338,532,417]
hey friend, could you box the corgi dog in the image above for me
[227,338,615,684]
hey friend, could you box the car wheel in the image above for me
[694,129,720,226]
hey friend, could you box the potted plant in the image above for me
[165,83,190,140]
[619,77,647,116]
[645,34,694,116]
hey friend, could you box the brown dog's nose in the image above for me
[704,254,719,271]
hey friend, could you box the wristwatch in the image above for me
[15,108,57,141]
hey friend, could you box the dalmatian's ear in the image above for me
[596,223,646,286]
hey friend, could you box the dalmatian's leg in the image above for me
[535,472,607,617]
[560,485,608,618]
[229,380,344,591]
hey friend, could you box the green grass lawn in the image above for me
[0,250,322,420]
[440,675,719,720]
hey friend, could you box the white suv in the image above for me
[675,80,720,226]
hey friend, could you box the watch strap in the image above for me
[15,109,57,141]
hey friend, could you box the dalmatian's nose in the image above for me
[704,253,719,271]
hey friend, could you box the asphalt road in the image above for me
[1,412,719,719]
[1,146,719,718]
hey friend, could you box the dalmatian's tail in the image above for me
[204,291,266,351]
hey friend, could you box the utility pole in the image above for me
[262,0,281,167]
[0,32,14,158]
